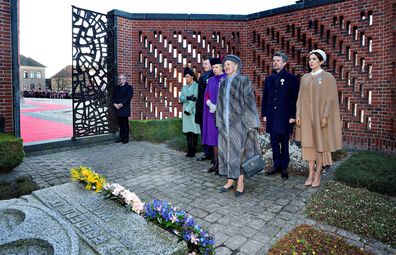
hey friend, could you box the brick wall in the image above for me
[0,0,13,133]
[113,0,394,152]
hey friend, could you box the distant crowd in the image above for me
[22,89,71,99]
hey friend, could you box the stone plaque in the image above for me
[0,183,187,255]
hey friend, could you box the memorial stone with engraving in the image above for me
[0,182,187,255]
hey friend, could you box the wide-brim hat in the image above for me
[222,54,242,70]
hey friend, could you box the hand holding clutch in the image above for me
[321,117,328,128]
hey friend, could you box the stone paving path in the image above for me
[3,141,393,254]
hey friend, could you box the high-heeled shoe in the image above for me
[207,164,218,173]
[235,189,245,197]
[219,183,234,193]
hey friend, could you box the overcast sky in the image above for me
[20,0,296,78]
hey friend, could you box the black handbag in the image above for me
[241,129,265,177]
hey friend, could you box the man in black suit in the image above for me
[195,56,214,161]
[113,74,133,144]
[262,52,299,179]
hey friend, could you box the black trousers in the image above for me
[117,116,129,142]
[270,133,290,171]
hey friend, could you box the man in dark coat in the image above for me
[195,56,214,161]
[262,52,299,179]
[113,74,133,144]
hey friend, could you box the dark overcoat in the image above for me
[113,82,133,117]
[262,68,299,134]
[195,70,214,125]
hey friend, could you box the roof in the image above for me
[51,65,72,78]
[20,54,46,68]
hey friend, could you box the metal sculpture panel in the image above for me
[72,6,111,137]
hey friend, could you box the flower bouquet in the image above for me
[144,199,215,255]
[70,166,106,192]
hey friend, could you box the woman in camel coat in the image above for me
[296,49,342,187]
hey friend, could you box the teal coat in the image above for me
[179,81,201,134]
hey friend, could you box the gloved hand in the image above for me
[186,96,197,101]
[184,110,191,116]
[206,100,216,113]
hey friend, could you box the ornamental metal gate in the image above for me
[71,6,115,138]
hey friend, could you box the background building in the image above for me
[51,65,72,91]
[19,54,46,91]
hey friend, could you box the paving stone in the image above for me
[1,141,387,255]
[223,235,247,250]
[205,212,224,223]
[213,232,229,247]
[214,246,232,255]
[239,226,258,238]
[239,239,265,254]
[247,219,267,231]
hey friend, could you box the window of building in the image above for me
[23,71,28,78]
[37,72,42,79]
[30,71,35,79]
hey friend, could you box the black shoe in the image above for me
[207,164,218,173]
[215,170,219,175]
[281,169,289,180]
[122,140,128,144]
[265,169,279,176]
[115,139,123,143]
[235,189,245,197]
[186,153,195,158]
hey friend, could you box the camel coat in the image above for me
[295,71,342,153]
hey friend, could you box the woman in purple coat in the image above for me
[202,58,226,174]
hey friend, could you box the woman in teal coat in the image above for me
[179,67,201,157]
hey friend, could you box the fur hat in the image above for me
[209,58,222,66]
[222,54,242,70]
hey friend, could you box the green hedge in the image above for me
[130,118,202,152]
[0,133,24,173]
[334,150,396,196]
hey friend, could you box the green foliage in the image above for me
[0,133,24,173]
[335,150,396,196]
[0,175,39,200]
[306,181,396,247]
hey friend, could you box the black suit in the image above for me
[113,82,133,142]
[262,68,299,171]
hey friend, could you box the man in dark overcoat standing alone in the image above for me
[195,56,214,161]
[262,52,299,179]
[113,74,133,144]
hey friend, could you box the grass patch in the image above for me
[0,175,39,200]
[130,118,202,153]
[306,181,396,247]
[130,118,183,143]
[268,224,372,255]
[334,150,396,196]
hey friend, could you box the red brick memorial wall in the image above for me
[0,0,14,133]
[113,0,395,152]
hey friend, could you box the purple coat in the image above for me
[202,73,226,146]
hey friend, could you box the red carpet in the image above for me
[21,99,72,143]
[21,115,72,143]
